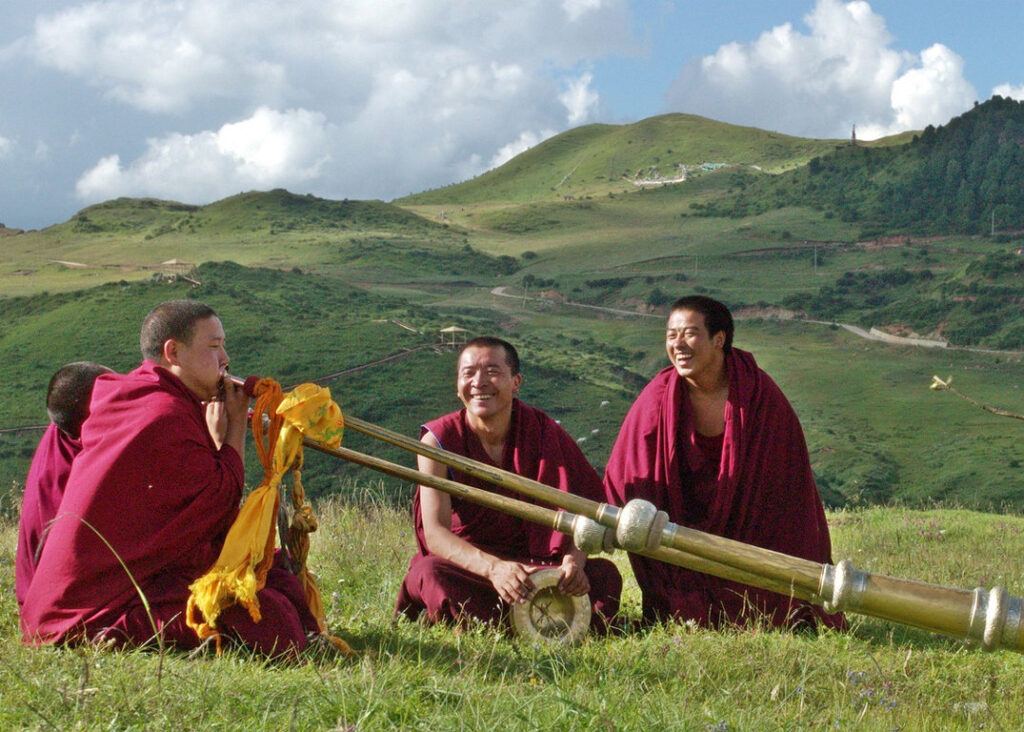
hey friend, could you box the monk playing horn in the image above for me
[20,300,321,657]
[604,295,845,631]
[395,336,622,632]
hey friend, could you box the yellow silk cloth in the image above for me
[186,380,354,655]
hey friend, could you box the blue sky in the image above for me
[1,0,1022,230]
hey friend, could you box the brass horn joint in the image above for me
[616,499,670,553]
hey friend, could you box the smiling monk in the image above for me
[604,295,845,631]
[20,300,320,657]
[395,336,621,632]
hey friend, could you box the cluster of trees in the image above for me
[698,97,1024,236]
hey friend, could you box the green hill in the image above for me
[400,113,851,204]
[0,189,520,297]
[1,109,1021,512]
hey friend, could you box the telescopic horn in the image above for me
[227,374,1024,652]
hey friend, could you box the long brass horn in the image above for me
[229,376,1024,652]
[341,414,1024,652]
[300,437,817,603]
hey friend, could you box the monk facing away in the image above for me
[603,295,845,630]
[16,361,113,611]
[20,300,320,657]
[395,336,622,632]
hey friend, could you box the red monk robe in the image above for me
[20,361,320,656]
[16,424,81,611]
[395,400,622,631]
[604,349,845,630]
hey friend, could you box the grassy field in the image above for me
[1,262,1021,511]
[3,495,1024,730]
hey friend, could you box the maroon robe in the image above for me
[395,400,621,630]
[16,424,81,611]
[20,361,319,656]
[604,349,844,630]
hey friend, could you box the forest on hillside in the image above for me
[696,96,1024,237]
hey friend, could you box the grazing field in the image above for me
[3,496,1024,730]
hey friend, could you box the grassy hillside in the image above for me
[2,262,1020,513]
[0,262,641,502]
[400,113,849,205]
[1,108,1021,510]
[0,190,507,297]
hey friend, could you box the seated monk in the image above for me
[16,361,113,611]
[395,336,622,633]
[20,300,321,657]
[603,295,845,631]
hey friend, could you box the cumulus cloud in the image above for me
[75,107,333,202]
[489,129,557,169]
[885,44,976,134]
[560,73,599,125]
[0,135,11,159]
[665,0,976,139]
[993,83,1024,101]
[28,0,633,205]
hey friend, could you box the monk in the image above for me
[16,361,113,611]
[604,295,844,630]
[20,300,320,657]
[395,336,622,632]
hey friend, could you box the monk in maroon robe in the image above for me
[20,300,320,657]
[16,362,112,611]
[604,295,844,630]
[396,337,621,632]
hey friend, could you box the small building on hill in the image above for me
[439,326,468,350]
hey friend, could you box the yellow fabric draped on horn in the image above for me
[186,379,355,656]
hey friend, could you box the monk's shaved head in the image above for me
[46,361,113,438]
[669,295,734,354]
[140,300,218,361]
[459,336,520,376]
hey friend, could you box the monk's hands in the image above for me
[205,377,249,454]
[556,549,590,596]
[487,559,537,605]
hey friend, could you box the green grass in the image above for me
[400,113,852,205]
[3,495,1024,729]
[1,265,1021,510]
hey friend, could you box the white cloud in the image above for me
[32,2,289,112]
[666,0,976,139]
[489,129,557,169]
[993,83,1024,101]
[75,107,333,202]
[26,0,633,206]
[560,73,599,126]
[884,44,976,134]
[0,135,11,159]
[562,0,605,22]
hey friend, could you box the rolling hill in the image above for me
[399,113,854,205]
[0,104,1021,512]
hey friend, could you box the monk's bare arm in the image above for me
[417,433,535,605]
